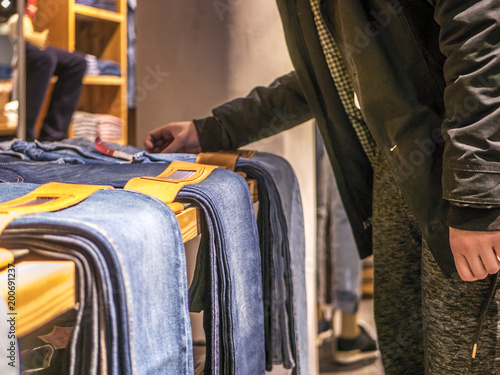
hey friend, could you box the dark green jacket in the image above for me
[194,0,500,276]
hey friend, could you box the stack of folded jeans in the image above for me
[75,0,117,12]
[0,183,194,374]
[0,151,267,374]
[97,60,122,77]
[84,55,100,76]
[0,138,308,374]
[236,153,308,375]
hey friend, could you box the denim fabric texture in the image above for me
[0,163,267,375]
[10,139,139,164]
[316,130,362,314]
[0,141,308,374]
[0,184,194,375]
[0,140,31,160]
[237,153,309,375]
[179,168,266,375]
[3,138,196,165]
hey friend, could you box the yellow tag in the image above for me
[124,161,217,204]
[0,182,113,235]
[195,152,239,171]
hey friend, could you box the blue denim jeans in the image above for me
[0,183,194,375]
[9,139,138,164]
[316,131,362,314]
[179,169,266,375]
[237,153,309,375]
[4,138,195,165]
[0,140,31,160]
[0,145,307,374]
[0,163,266,375]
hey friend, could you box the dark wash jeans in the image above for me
[237,153,308,375]
[0,183,194,375]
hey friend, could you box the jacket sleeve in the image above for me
[434,0,500,229]
[193,71,312,151]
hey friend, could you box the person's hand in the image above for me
[38,29,49,49]
[144,121,202,153]
[33,29,49,50]
[26,28,49,49]
[449,227,500,281]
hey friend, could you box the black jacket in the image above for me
[194,0,500,276]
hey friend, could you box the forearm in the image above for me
[8,15,47,49]
[24,31,46,49]
[194,71,313,151]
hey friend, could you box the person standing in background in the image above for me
[8,0,86,141]
[315,126,378,366]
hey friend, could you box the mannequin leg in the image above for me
[25,44,57,141]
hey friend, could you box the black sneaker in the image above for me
[334,322,379,365]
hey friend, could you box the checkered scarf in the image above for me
[309,0,377,166]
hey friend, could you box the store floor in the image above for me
[268,298,384,375]
[318,298,384,375]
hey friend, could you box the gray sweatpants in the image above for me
[372,151,499,374]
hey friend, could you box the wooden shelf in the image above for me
[0,124,16,136]
[0,261,76,338]
[177,207,201,243]
[0,79,14,135]
[74,4,124,23]
[38,0,128,144]
[83,75,124,86]
[362,264,374,298]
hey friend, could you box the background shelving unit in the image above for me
[35,0,127,143]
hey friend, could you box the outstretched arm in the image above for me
[144,71,312,153]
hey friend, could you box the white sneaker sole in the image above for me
[316,328,334,346]
[334,349,380,365]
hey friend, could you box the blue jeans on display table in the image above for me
[2,139,195,164]
[178,169,265,375]
[0,184,194,375]
[0,143,307,374]
[236,153,308,375]
[0,165,266,375]
[316,131,362,314]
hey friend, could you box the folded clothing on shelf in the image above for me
[84,55,121,77]
[0,65,12,80]
[75,0,117,12]
[83,55,99,76]
[0,160,268,375]
[71,111,123,142]
[97,59,121,76]
[0,81,14,127]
